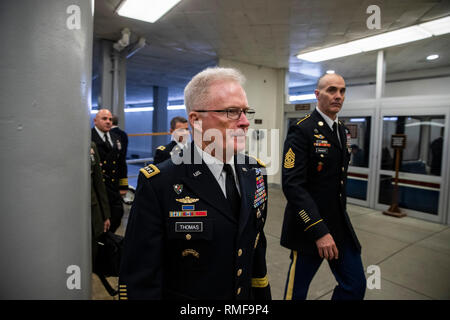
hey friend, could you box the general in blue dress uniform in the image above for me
[119,67,271,300]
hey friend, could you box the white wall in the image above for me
[346,76,450,101]
[218,59,287,184]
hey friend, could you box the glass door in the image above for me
[339,109,375,207]
[375,107,448,223]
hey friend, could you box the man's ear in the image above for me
[189,112,200,129]
[314,89,320,100]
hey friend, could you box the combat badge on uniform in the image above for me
[284,147,295,169]
[140,164,160,179]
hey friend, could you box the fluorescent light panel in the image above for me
[167,105,186,110]
[289,93,316,101]
[419,16,450,36]
[117,0,181,23]
[297,16,450,62]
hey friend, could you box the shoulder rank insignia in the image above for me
[140,164,160,179]
[157,145,166,151]
[176,196,199,204]
[284,147,295,169]
[296,114,310,125]
[249,155,266,167]
[255,157,266,168]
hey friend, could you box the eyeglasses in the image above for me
[194,107,256,120]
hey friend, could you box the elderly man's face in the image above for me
[191,80,250,161]
[94,109,113,132]
[315,74,346,120]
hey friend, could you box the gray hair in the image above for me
[184,67,246,114]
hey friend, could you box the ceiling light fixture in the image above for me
[289,93,316,102]
[419,16,450,36]
[326,70,335,74]
[297,16,450,62]
[426,54,439,61]
[116,0,181,23]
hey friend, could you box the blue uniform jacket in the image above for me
[280,109,361,256]
[119,143,271,300]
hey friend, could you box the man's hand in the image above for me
[103,219,111,232]
[120,189,127,197]
[315,233,339,260]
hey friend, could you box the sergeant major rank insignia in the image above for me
[284,147,295,169]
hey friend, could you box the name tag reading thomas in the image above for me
[175,222,203,232]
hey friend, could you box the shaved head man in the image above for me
[315,73,346,121]
[91,108,128,233]
[281,73,366,300]
[94,109,113,133]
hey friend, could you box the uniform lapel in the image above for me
[180,144,237,224]
[234,158,256,236]
[91,128,109,156]
[338,122,348,151]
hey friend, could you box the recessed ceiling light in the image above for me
[297,15,450,62]
[326,70,335,74]
[117,0,181,23]
[426,54,439,61]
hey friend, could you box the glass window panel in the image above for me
[378,174,439,215]
[340,116,371,168]
[381,115,445,176]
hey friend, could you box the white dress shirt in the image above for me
[94,126,113,147]
[194,143,241,197]
[316,106,341,144]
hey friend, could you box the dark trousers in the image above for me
[284,239,366,300]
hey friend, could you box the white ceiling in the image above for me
[93,0,450,102]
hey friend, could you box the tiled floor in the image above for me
[92,187,450,300]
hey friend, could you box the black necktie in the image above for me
[224,164,241,219]
[332,122,341,148]
[104,133,112,150]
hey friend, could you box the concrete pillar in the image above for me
[0,0,93,299]
[100,40,114,110]
[152,86,169,152]
[368,50,386,208]
[99,41,126,127]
